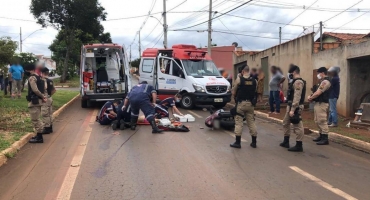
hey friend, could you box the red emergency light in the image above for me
[184,50,207,59]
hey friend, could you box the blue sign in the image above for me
[166,79,176,84]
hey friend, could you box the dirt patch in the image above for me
[257,107,370,143]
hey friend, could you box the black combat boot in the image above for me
[230,136,241,148]
[288,141,303,152]
[316,134,329,145]
[313,133,322,142]
[130,116,138,130]
[149,118,163,134]
[29,133,44,143]
[250,136,257,148]
[280,136,290,148]
[42,127,52,134]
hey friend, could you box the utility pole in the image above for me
[319,21,323,51]
[208,0,212,56]
[20,27,22,53]
[163,0,168,49]
[138,31,141,57]
[279,27,281,45]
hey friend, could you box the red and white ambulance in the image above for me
[139,44,231,109]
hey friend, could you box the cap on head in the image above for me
[140,81,148,84]
[23,64,36,71]
[317,67,328,73]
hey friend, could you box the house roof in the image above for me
[322,32,368,41]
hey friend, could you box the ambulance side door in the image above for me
[157,56,184,96]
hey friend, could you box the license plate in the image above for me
[214,98,223,102]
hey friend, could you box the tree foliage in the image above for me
[30,0,108,82]
[130,58,141,68]
[0,37,18,72]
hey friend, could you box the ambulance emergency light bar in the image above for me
[184,50,207,59]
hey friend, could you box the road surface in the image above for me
[0,99,370,200]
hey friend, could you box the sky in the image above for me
[1,0,370,60]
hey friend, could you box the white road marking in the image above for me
[289,166,358,200]
[187,110,203,118]
[224,131,247,142]
[56,109,98,200]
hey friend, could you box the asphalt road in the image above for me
[1,99,370,200]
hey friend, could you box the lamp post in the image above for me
[150,16,168,48]
[20,28,43,52]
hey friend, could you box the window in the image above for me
[172,61,182,78]
[142,59,154,73]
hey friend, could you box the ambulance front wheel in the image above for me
[180,93,194,109]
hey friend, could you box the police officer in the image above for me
[121,81,163,133]
[230,65,258,149]
[24,64,48,143]
[41,67,55,133]
[308,67,331,145]
[280,64,306,152]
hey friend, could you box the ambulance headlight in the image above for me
[193,83,205,92]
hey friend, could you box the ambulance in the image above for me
[139,44,231,109]
[80,43,132,108]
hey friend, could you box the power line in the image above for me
[209,13,310,28]
[282,0,319,28]
[323,0,364,23]
[217,18,251,49]
[106,12,162,21]
[173,0,254,31]
[152,33,164,47]
[0,16,36,22]
[329,11,370,32]
[213,30,291,40]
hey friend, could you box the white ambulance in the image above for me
[139,44,231,109]
[80,43,132,108]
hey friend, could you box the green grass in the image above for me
[0,89,79,152]
[53,76,80,88]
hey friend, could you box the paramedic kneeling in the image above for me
[230,65,258,149]
[121,82,163,133]
[155,94,183,118]
[97,100,121,125]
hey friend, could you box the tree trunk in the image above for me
[61,30,73,83]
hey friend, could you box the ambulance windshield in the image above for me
[182,60,221,77]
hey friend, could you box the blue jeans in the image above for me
[269,90,280,113]
[328,98,338,125]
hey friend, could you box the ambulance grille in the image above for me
[206,86,227,93]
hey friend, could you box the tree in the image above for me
[130,58,141,68]
[0,37,17,72]
[30,0,107,82]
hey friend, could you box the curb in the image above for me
[227,103,370,154]
[0,94,80,168]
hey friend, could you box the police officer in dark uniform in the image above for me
[41,67,56,133]
[280,64,306,152]
[24,64,48,143]
[230,65,258,149]
[121,81,163,133]
[308,67,331,145]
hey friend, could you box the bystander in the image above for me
[269,66,286,114]
[328,66,340,127]
[9,61,24,99]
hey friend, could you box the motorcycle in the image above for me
[205,109,235,130]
